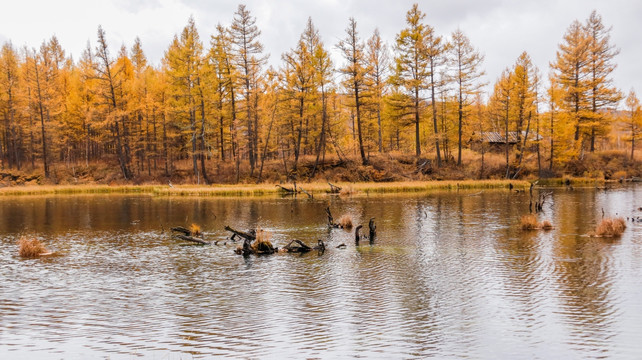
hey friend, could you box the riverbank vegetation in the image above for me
[1,5,640,187]
[0,179,530,196]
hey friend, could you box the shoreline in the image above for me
[0,178,611,197]
[0,180,534,197]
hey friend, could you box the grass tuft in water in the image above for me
[338,214,353,229]
[18,236,49,258]
[520,215,554,230]
[541,220,554,230]
[520,214,539,230]
[595,217,626,237]
[252,228,275,253]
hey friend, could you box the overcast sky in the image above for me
[1,0,640,102]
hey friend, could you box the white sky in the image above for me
[1,0,640,103]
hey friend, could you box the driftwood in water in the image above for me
[235,237,277,256]
[534,190,552,213]
[276,181,313,198]
[355,218,377,245]
[327,182,342,194]
[325,207,351,228]
[282,239,325,254]
[326,207,335,227]
[224,226,256,242]
[276,184,297,193]
[299,188,313,199]
[283,239,312,253]
[174,234,210,245]
[172,226,210,245]
[171,226,192,236]
[368,218,376,244]
[232,227,276,256]
[355,225,363,245]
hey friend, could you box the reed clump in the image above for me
[520,214,539,230]
[18,236,49,258]
[338,214,353,229]
[520,215,553,230]
[339,185,356,196]
[594,217,626,237]
[541,220,554,230]
[251,228,275,253]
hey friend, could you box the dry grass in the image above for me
[339,185,356,196]
[0,179,530,197]
[251,228,275,253]
[541,220,553,230]
[338,214,353,229]
[520,214,555,231]
[520,214,539,230]
[189,223,202,237]
[595,217,626,237]
[18,236,49,258]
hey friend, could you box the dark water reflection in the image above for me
[2,187,642,359]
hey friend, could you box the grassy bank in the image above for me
[0,179,530,197]
[533,177,606,187]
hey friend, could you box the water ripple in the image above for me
[1,190,642,358]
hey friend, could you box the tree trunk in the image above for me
[311,87,327,178]
[355,82,367,165]
[414,87,421,157]
[34,63,49,178]
[430,65,441,167]
[199,89,209,184]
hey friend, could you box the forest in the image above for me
[0,3,640,186]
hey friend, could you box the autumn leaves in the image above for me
[0,5,630,184]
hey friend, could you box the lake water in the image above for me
[1,186,642,359]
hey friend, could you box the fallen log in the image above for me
[276,184,297,193]
[282,239,312,253]
[313,239,326,252]
[235,237,277,255]
[171,226,192,236]
[276,183,313,198]
[174,234,210,245]
[281,239,325,254]
[224,226,256,241]
[299,187,313,199]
